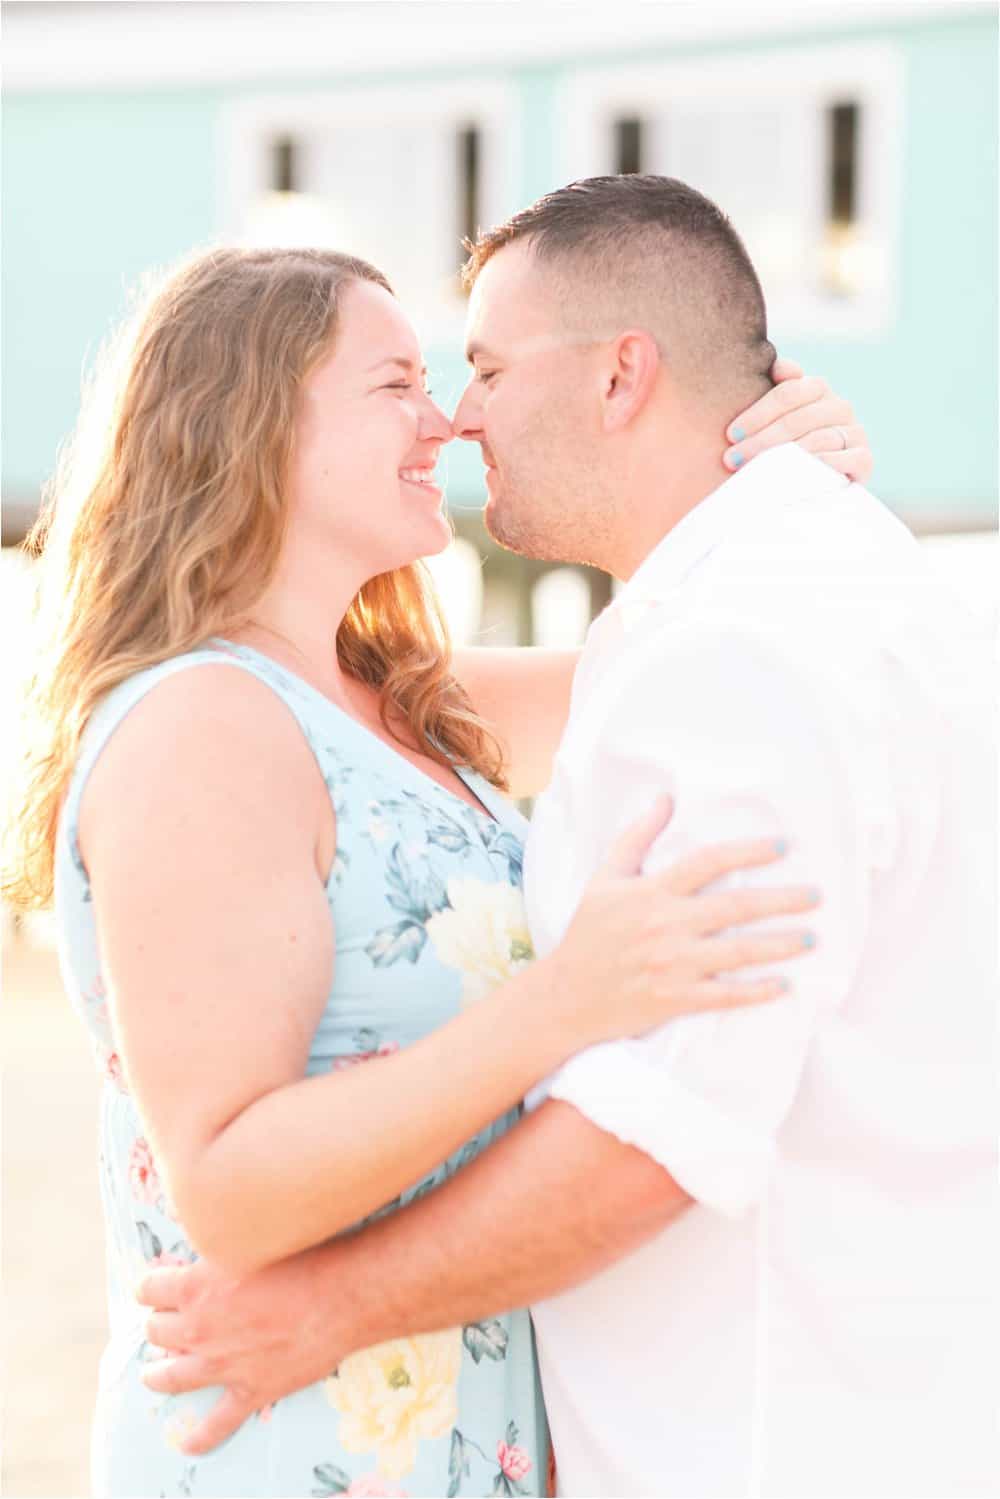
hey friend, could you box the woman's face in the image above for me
[287,279,454,578]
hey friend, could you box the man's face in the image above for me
[452,242,616,565]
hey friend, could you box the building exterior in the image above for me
[4,1,997,642]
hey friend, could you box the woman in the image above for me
[5,248,848,1497]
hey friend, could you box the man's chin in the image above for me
[484,490,553,561]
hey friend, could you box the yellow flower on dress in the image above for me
[425,879,534,1004]
[163,1406,200,1451]
[324,1328,463,1479]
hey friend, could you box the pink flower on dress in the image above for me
[128,1137,162,1203]
[344,1478,409,1497]
[331,1042,400,1071]
[149,1250,188,1269]
[497,1442,533,1482]
[104,1051,128,1092]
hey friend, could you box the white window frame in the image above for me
[216,79,521,347]
[554,42,905,340]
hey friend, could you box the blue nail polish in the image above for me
[730,424,746,442]
[730,450,744,467]
[802,933,816,948]
[773,839,788,855]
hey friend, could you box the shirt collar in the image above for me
[609,443,851,632]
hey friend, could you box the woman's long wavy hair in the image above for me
[4,246,506,910]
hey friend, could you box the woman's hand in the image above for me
[723,358,872,483]
[546,795,819,1047]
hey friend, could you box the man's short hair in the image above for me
[464,174,775,403]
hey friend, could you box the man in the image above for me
[140,177,996,1496]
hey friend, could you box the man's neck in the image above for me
[612,444,732,581]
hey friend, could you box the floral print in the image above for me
[425,879,534,1004]
[127,1136,162,1204]
[325,1328,463,1478]
[55,643,548,1496]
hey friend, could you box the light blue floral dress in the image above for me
[55,642,549,1499]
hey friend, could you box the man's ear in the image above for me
[601,330,661,433]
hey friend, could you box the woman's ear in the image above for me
[602,330,661,433]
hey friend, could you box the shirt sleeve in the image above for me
[527,612,888,1218]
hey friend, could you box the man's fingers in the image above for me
[144,1311,189,1352]
[656,837,788,897]
[142,1353,213,1397]
[134,1267,186,1309]
[180,1389,257,1456]
[601,794,675,878]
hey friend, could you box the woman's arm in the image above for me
[451,647,579,797]
[80,666,571,1275]
[81,668,816,1277]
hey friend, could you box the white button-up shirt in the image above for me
[524,445,997,1498]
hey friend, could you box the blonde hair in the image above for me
[4,246,506,910]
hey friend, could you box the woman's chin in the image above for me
[419,509,454,557]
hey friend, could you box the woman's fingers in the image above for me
[693,883,821,935]
[726,374,831,445]
[698,928,817,975]
[795,423,867,458]
[687,975,791,1008]
[803,437,874,484]
[656,837,789,897]
[769,356,804,383]
[724,392,855,471]
[600,793,675,877]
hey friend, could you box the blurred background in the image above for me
[3,2,997,1494]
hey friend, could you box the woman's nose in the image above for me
[421,395,454,442]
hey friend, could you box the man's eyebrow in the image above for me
[365,356,429,378]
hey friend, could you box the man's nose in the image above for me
[452,382,484,442]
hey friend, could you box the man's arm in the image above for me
[339,1097,690,1329]
[141,1099,689,1453]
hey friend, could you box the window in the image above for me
[271,135,298,194]
[556,44,903,337]
[614,117,644,176]
[219,82,517,340]
[821,102,860,296]
[457,124,481,272]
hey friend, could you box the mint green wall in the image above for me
[4,12,997,525]
[780,14,998,518]
[3,90,218,493]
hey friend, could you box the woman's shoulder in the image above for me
[69,650,331,853]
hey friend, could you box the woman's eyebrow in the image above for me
[366,356,429,378]
[464,341,498,365]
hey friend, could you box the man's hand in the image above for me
[136,1244,350,1455]
[725,358,873,484]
